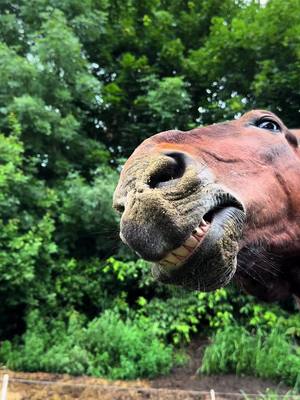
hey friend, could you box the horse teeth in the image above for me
[159,260,171,267]
[164,253,180,264]
[184,236,198,248]
[159,223,210,266]
[198,224,210,234]
[193,227,204,236]
[173,246,190,257]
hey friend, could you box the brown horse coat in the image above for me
[114,110,300,304]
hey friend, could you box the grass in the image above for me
[243,389,300,399]
[200,325,300,390]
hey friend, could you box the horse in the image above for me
[113,110,300,304]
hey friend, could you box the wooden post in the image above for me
[210,389,216,400]
[1,374,9,400]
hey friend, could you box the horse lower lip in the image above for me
[152,205,246,292]
[157,205,245,270]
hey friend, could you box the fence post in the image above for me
[1,374,9,400]
[210,389,216,400]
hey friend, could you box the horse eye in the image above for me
[257,119,281,132]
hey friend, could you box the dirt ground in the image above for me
[1,339,295,400]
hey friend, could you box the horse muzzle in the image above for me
[114,150,246,291]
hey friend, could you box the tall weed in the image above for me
[201,325,300,389]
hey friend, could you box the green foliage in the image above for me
[239,300,300,336]
[133,285,300,346]
[137,76,193,132]
[201,325,300,389]
[135,288,235,344]
[0,0,299,381]
[243,388,298,400]
[51,257,153,317]
[59,167,119,257]
[0,309,174,379]
[185,0,300,127]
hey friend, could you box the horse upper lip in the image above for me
[212,192,245,213]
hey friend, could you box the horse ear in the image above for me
[285,131,299,148]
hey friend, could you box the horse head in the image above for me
[113,110,300,303]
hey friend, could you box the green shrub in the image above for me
[135,288,241,344]
[132,286,300,346]
[0,309,174,379]
[201,325,300,389]
[84,311,174,379]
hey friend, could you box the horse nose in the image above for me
[112,152,186,215]
[147,152,187,189]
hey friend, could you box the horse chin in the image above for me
[152,206,246,291]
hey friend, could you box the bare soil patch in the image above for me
[1,369,293,400]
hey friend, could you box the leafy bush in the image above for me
[135,288,235,344]
[134,284,300,346]
[0,309,175,379]
[201,325,300,389]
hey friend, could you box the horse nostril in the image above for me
[114,203,125,214]
[148,152,186,189]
